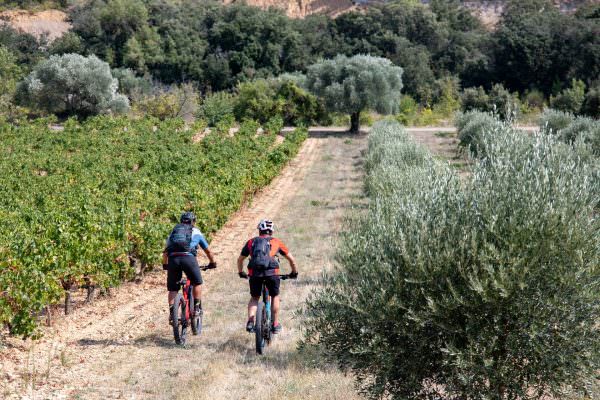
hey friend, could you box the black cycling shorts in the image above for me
[249,275,280,298]
[167,255,203,291]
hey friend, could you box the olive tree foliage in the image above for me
[17,54,129,117]
[304,120,600,399]
[305,55,403,133]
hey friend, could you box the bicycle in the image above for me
[242,274,293,355]
[171,264,216,345]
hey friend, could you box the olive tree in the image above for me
[306,55,403,133]
[17,54,129,117]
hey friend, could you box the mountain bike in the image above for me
[171,264,216,345]
[247,274,292,355]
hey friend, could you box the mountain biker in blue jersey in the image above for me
[163,212,216,325]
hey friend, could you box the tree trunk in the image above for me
[45,305,52,326]
[85,285,96,305]
[350,111,360,134]
[64,290,72,315]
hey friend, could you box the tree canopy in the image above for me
[306,54,403,132]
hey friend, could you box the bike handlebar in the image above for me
[239,274,295,280]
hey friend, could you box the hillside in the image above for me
[0,0,589,36]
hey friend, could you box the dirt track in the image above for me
[0,132,367,400]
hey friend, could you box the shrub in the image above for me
[455,110,500,156]
[550,79,586,114]
[539,108,575,135]
[396,95,419,125]
[581,85,600,118]
[523,88,546,110]
[0,45,22,115]
[489,83,520,120]
[111,68,152,99]
[133,83,198,120]
[304,119,600,400]
[234,79,280,124]
[461,86,490,112]
[198,91,236,127]
[16,54,129,117]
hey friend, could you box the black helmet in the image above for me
[180,212,196,224]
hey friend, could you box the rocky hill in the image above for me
[0,0,590,40]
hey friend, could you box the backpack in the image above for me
[248,236,277,272]
[167,223,193,253]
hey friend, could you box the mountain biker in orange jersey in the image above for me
[163,212,217,325]
[237,219,298,333]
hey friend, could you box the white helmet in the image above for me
[257,219,274,233]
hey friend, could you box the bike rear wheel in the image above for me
[255,301,267,355]
[189,286,202,336]
[172,293,188,345]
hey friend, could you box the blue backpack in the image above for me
[167,223,193,253]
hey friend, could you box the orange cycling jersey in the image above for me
[241,235,289,277]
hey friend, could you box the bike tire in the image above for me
[255,301,266,355]
[189,287,202,336]
[172,293,187,345]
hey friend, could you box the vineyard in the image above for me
[0,116,307,337]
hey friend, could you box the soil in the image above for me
[0,130,367,400]
[0,10,69,41]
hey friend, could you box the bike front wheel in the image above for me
[255,301,267,355]
[172,293,188,345]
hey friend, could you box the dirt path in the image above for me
[0,132,367,400]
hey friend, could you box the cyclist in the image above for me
[237,219,298,334]
[163,212,216,325]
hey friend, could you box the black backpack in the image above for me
[249,236,276,271]
[167,223,193,253]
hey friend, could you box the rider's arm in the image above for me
[283,253,297,274]
[203,247,216,264]
[237,255,247,273]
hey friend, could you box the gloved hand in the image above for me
[289,271,298,279]
[238,271,248,279]
[208,262,217,269]
[162,264,168,271]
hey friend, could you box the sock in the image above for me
[194,299,201,310]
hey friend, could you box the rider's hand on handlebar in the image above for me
[208,262,217,269]
[289,271,298,279]
[238,271,248,279]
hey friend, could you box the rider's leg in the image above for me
[271,295,280,327]
[247,296,260,320]
[193,284,202,309]
[168,291,178,305]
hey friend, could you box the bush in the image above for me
[550,79,586,114]
[539,108,575,135]
[0,45,22,115]
[581,85,600,118]
[304,119,600,400]
[489,83,520,120]
[234,79,280,124]
[396,95,419,125]
[523,88,546,110]
[456,110,500,156]
[198,91,236,127]
[461,86,490,112]
[111,68,152,99]
[16,54,129,117]
[133,83,198,120]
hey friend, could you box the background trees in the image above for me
[306,55,403,132]
[16,54,129,117]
